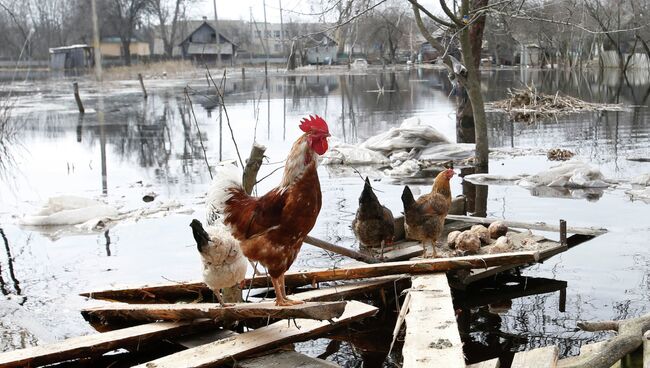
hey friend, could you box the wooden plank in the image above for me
[511,345,559,368]
[237,351,339,368]
[558,341,621,368]
[82,301,347,325]
[467,358,500,368]
[286,276,407,302]
[304,235,379,264]
[445,215,607,236]
[82,251,540,303]
[402,274,465,368]
[133,300,378,368]
[453,240,569,288]
[247,251,539,288]
[373,243,424,262]
[0,321,216,368]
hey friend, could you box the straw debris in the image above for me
[488,85,625,123]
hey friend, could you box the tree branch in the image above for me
[406,0,456,29]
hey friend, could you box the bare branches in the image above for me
[406,0,455,28]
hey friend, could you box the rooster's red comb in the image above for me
[299,115,329,134]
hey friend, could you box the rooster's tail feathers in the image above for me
[207,163,243,226]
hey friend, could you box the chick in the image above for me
[190,219,248,307]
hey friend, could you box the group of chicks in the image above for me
[447,221,511,255]
[352,168,514,258]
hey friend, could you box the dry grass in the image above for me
[103,60,201,80]
[487,84,625,123]
[0,95,18,179]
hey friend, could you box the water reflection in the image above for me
[0,67,649,359]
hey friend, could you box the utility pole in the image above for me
[263,0,269,61]
[91,0,102,82]
[213,0,221,67]
[279,0,285,55]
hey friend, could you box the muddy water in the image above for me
[0,67,649,366]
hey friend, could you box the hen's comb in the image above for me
[299,115,329,134]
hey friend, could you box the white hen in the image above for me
[190,219,247,306]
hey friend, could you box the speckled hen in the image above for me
[206,115,330,306]
[190,219,248,306]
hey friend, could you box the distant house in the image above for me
[49,45,93,69]
[100,37,150,59]
[304,33,337,64]
[179,21,237,62]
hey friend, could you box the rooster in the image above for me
[207,115,330,306]
[401,168,455,257]
[190,219,247,306]
[352,177,395,255]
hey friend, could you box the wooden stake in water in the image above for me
[73,82,84,114]
[138,73,147,99]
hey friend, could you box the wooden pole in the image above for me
[138,73,147,99]
[73,82,84,114]
[304,236,379,264]
[560,219,567,246]
[242,67,245,79]
[242,143,266,195]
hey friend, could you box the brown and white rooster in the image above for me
[206,115,330,306]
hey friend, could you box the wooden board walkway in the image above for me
[82,301,347,325]
[82,251,539,303]
[0,320,216,368]
[511,345,559,368]
[402,274,465,368]
[132,300,377,368]
[237,351,339,368]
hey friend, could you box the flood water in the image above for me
[0,66,649,366]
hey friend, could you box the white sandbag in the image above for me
[631,173,650,186]
[322,142,390,165]
[417,143,476,161]
[360,117,449,153]
[383,159,421,177]
[626,187,650,202]
[517,161,610,188]
[463,173,524,185]
[20,204,119,226]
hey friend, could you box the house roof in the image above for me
[303,33,337,48]
[179,21,237,47]
[49,44,92,53]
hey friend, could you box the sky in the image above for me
[189,0,442,24]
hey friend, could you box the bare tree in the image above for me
[106,0,149,65]
[149,0,193,57]
[410,0,490,168]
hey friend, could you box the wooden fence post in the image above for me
[73,82,84,114]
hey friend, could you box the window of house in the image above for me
[274,31,281,38]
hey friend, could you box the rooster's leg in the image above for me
[271,276,289,306]
[278,274,304,306]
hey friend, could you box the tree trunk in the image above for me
[459,11,489,168]
[122,39,132,66]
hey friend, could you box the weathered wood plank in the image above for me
[374,244,424,262]
[236,351,339,368]
[403,274,465,368]
[445,215,607,236]
[557,340,621,368]
[286,276,407,302]
[511,345,559,368]
[453,240,568,288]
[247,251,539,288]
[82,251,539,303]
[0,321,215,368]
[82,301,347,325]
[467,358,500,368]
[133,300,378,368]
